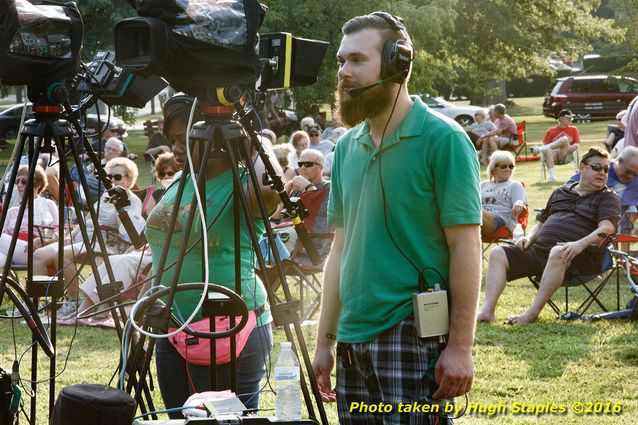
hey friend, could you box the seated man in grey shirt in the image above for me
[467,109,496,149]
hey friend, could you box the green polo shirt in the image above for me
[329,96,481,343]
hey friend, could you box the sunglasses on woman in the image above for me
[107,173,127,181]
[16,178,28,185]
[496,164,515,170]
[159,170,176,179]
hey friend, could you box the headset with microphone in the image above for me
[348,11,414,98]
[349,71,411,98]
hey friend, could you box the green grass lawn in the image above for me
[2,101,638,424]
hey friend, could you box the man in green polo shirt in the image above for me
[311,11,482,425]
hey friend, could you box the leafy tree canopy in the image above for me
[261,0,623,108]
[4,1,621,114]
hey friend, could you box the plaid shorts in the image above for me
[336,317,453,425]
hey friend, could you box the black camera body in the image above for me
[114,0,329,99]
[79,50,167,108]
[0,0,329,106]
[114,0,267,99]
[0,0,83,86]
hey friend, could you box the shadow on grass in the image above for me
[476,321,597,379]
[608,325,638,366]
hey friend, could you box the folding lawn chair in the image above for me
[529,240,624,317]
[257,187,333,321]
[482,203,529,262]
[504,120,528,160]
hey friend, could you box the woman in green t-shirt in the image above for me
[148,96,282,417]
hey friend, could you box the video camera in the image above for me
[1,0,329,107]
[0,0,83,87]
[114,0,329,102]
[0,0,167,108]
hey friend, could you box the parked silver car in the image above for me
[420,94,486,127]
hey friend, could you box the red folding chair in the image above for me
[504,120,536,161]
[482,206,529,262]
[257,187,333,321]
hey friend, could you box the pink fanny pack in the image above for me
[168,311,257,366]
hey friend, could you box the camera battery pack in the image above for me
[412,290,449,338]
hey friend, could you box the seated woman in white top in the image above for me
[33,157,145,320]
[481,150,528,237]
[0,165,58,266]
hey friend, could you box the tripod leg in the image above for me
[227,139,328,424]
[55,129,160,415]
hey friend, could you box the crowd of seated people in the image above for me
[1,96,312,327]
[479,147,621,325]
[2,89,633,332]
[34,157,145,321]
[71,98,190,323]
[450,95,638,325]
[77,154,180,319]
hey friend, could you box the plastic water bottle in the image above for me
[513,223,524,241]
[275,341,301,421]
[40,210,54,239]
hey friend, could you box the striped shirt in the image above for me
[536,183,620,247]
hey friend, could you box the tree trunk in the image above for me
[16,86,24,103]
[484,80,507,105]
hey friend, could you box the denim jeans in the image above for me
[155,324,273,418]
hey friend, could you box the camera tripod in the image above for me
[0,84,156,424]
[124,90,328,424]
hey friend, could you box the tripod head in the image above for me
[184,86,321,265]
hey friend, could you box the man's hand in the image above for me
[515,236,531,250]
[312,345,337,402]
[432,344,473,399]
[558,240,586,263]
[284,175,312,194]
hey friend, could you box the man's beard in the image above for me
[333,82,394,128]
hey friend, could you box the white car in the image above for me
[420,94,487,127]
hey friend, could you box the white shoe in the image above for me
[548,176,556,182]
[57,297,79,320]
[532,146,541,155]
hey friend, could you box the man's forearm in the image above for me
[445,225,481,349]
[576,220,615,249]
[526,221,543,243]
[316,229,343,347]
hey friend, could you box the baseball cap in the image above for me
[107,118,128,138]
[558,109,575,118]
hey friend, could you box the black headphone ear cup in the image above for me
[380,41,396,81]
[381,40,413,84]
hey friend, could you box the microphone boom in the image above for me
[347,70,407,98]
